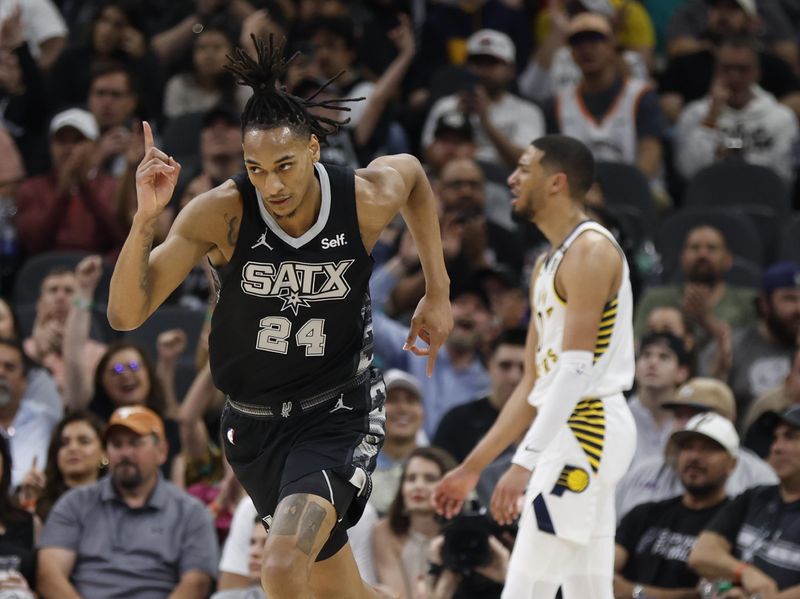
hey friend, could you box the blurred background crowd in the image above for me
[0,0,800,597]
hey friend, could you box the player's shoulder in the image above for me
[566,226,620,265]
[172,178,242,243]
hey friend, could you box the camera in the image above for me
[439,499,513,575]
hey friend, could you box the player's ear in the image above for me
[308,134,321,162]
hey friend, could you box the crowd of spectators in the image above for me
[1,0,800,597]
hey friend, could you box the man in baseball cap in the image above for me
[616,377,777,521]
[690,404,800,593]
[421,28,545,170]
[616,412,738,597]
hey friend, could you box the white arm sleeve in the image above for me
[512,350,593,471]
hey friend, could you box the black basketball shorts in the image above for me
[221,367,386,561]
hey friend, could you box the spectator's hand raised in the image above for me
[136,121,181,219]
[120,26,145,58]
[75,255,103,296]
[157,329,188,364]
[18,456,44,512]
[0,5,24,53]
[388,13,415,59]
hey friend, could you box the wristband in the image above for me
[733,562,749,585]
[72,297,93,311]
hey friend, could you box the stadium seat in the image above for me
[595,162,657,238]
[684,161,791,217]
[778,215,800,263]
[122,305,206,364]
[723,257,763,288]
[655,208,763,282]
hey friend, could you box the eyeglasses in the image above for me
[568,31,609,46]
[109,360,140,375]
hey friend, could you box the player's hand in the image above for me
[404,292,453,377]
[433,464,480,519]
[135,121,180,219]
[490,463,530,525]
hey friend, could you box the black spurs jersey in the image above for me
[209,162,374,406]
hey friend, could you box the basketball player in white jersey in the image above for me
[434,134,636,598]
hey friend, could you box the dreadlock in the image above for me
[225,34,363,143]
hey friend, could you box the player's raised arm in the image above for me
[107,121,215,331]
[358,153,453,377]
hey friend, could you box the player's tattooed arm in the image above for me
[137,218,156,295]
[224,213,239,247]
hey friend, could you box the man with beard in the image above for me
[689,406,800,595]
[37,406,218,599]
[659,0,800,124]
[634,225,758,355]
[614,412,738,598]
[0,337,57,487]
[724,262,800,427]
[373,284,491,438]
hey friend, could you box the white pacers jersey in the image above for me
[556,78,651,164]
[528,220,634,408]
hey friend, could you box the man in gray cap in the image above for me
[615,412,738,598]
[690,406,800,595]
[14,107,125,256]
[615,378,776,521]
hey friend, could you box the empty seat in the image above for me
[595,162,658,238]
[684,161,791,217]
[778,214,800,263]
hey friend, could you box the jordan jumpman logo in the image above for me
[329,394,353,413]
[251,230,273,250]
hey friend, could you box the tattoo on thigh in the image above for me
[271,496,308,536]
[297,503,327,556]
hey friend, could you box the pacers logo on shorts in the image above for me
[550,465,590,496]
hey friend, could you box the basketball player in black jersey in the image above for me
[107,37,452,599]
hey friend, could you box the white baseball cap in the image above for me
[733,0,757,16]
[467,29,515,64]
[49,108,99,141]
[670,412,740,456]
[577,0,615,17]
[383,369,423,397]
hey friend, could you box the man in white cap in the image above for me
[690,405,800,595]
[421,29,545,170]
[14,107,125,256]
[615,378,777,521]
[615,412,738,598]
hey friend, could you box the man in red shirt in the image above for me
[14,108,125,257]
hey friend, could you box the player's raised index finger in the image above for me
[143,120,154,152]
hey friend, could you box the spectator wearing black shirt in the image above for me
[659,0,800,123]
[433,328,526,463]
[0,434,36,597]
[615,412,738,598]
[690,406,800,595]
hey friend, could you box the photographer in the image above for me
[372,447,457,599]
[424,500,512,599]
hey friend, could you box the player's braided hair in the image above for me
[225,34,363,142]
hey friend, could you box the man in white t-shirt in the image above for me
[421,29,545,171]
